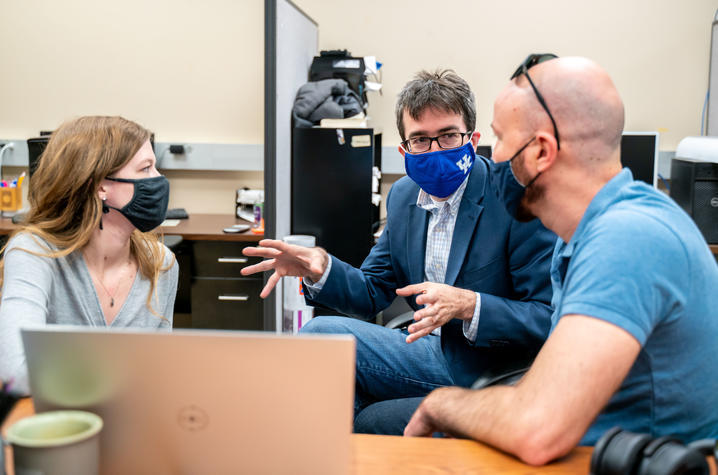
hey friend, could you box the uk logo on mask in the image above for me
[456,154,472,174]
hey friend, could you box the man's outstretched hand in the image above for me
[241,239,329,298]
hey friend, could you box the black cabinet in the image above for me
[292,127,381,268]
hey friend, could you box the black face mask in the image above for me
[104,176,170,232]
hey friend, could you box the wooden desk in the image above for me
[0,213,262,242]
[158,213,262,242]
[2,398,33,475]
[0,218,19,235]
[711,244,718,256]
[3,399,593,474]
[351,433,592,474]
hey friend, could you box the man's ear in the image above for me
[534,131,558,173]
[397,144,406,158]
[470,132,481,148]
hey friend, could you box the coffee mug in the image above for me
[5,410,102,475]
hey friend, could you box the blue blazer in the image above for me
[306,157,556,387]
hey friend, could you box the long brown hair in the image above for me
[0,116,173,312]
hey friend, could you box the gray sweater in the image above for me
[0,232,178,393]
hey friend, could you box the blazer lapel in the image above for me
[407,204,429,284]
[444,160,489,286]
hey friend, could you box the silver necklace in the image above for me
[88,258,131,308]
[95,274,120,307]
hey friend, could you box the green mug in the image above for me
[5,410,102,475]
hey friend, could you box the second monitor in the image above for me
[620,132,659,187]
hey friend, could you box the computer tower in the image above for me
[291,127,382,268]
[670,157,718,244]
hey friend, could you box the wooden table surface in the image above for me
[3,398,593,474]
[2,398,33,475]
[157,213,262,241]
[351,433,592,474]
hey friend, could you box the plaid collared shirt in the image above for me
[416,176,481,341]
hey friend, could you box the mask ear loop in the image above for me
[100,197,109,230]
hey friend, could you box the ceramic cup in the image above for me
[5,410,102,475]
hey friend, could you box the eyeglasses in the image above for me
[401,131,473,153]
[510,53,560,150]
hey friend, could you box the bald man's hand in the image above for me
[396,283,476,343]
[241,239,329,298]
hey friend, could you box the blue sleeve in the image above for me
[472,217,555,350]
[558,211,689,344]
[303,185,400,320]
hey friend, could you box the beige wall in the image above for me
[296,0,716,151]
[1,0,716,214]
[0,0,263,215]
[0,0,263,142]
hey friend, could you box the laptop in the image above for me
[22,327,355,475]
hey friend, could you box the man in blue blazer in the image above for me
[242,70,556,433]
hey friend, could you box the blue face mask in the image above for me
[490,137,540,219]
[404,142,475,198]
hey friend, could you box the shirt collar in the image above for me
[416,175,469,215]
[556,168,633,260]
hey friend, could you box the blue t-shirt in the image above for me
[550,168,718,445]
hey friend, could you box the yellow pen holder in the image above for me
[0,184,22,212]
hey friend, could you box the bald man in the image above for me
[404,55,718,465]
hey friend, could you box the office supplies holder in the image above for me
[0,183,22,217]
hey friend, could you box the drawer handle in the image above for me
[218,295,249,302]
[217,257,248,264]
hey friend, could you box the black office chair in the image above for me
[383,310,414,330]
[380,296,414,329]
[162,235,183,252]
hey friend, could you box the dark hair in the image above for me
[395,69,476,140]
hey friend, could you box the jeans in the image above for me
[353,397,424,435]
[300,316,455,416]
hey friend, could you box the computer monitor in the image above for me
[620,132,659,187]
[26,136,49,177]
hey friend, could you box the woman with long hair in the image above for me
[0,116,178,393]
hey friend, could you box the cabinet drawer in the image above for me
[193,241,262,277]
[191,278,263,330]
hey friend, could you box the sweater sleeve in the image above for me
[0,235,55,394]
[161,249,179,329]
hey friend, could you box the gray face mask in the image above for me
[103,175,170,232]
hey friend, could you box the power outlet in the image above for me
[169,144,185,154]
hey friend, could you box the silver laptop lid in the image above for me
[22,327,355,475]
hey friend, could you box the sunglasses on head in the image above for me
[510,53,561,150]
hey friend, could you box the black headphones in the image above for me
[590,427,717,475]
